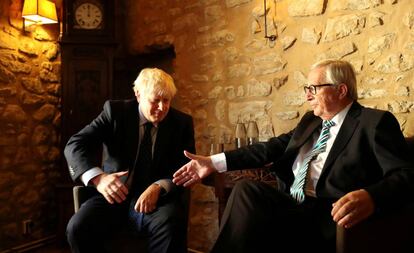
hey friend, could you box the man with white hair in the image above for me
[173,60,414,252]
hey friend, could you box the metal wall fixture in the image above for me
[263,0,277,41]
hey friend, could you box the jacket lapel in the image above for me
[127,103,140,177]
[289,116,322,152]
[279,116,322,166]
[319,103,361,177]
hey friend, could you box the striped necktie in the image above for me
[290,120,335,203]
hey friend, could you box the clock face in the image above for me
[74,2,103,29]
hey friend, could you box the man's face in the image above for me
[136,91,171,124]
[305,67,342,120]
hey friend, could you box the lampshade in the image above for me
[22,0,58,26]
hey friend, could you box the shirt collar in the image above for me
[138,105,157,128]
[330,102,353,127]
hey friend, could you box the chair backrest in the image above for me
[406,137,414,159]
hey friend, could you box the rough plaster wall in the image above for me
[0,0,61,250]
[127,0,414,251]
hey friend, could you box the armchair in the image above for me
[336,136,414,253]
[336,203,414,253]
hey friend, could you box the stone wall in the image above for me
[0,0,61,250]
[126,0,414,251]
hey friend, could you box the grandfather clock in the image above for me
[57,0,117,242]
[60,0,117,151]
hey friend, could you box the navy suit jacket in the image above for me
[65,99,195,193]
[225,102,414,211]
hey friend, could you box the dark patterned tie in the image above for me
[132,122,153,193]
[290,120,335,203]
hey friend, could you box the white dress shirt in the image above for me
[211,102,353,197]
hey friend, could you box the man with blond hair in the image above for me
[65,68,195,253]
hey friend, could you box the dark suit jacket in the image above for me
[225,102,414,211]
[64,99,196,193]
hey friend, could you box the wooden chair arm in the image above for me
[72,185,99,213]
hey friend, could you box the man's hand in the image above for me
[91,171,129,204]
[134,184,162,213]
[331,189,375,228]
[172,150,217,187]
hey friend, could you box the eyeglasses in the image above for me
[303,83,335,95]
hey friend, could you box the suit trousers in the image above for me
[66,193,187,253]
[211,179,336,253]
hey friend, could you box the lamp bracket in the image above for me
[263,0,277,42]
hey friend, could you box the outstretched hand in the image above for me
[173,151,217,187]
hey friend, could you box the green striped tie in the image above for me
[290,120,335,203]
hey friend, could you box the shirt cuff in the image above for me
[154,179,175,195]
[211,153,227,173]
[81,167,104,186]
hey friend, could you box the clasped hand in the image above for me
[92,171,129,204]
[134,184,162,213]
[331,189,375,228]
[92,171,162,213]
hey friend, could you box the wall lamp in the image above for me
[22,0,58,28]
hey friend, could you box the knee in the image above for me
[228,179,266,206]
[150,214,186,236]
[66,215,82,240]
[232,179,259,195]
[66,213,94,242]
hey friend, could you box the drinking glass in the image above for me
[235,122,247,148]
[246,120,259,145]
